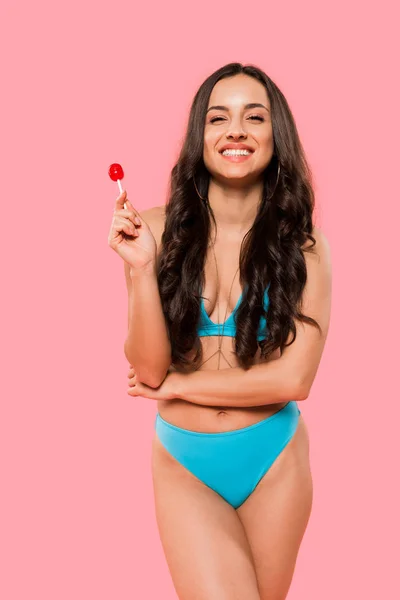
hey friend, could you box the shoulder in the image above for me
[139,204,166,228]
[140,204,166,251]
[302,226,331,264]
[313,226,330,254]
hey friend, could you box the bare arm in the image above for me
[173,360,303,407]
[173,228,332,407]
[123,207,171,388]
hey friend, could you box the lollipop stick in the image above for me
[117,179,125,208]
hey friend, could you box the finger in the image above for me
[127,385,142,397]
[113,207,142,229]
[115,190,127,210]
[114,195,142,227]
[125,200,142,226]
[113,217,139,238]
[113,207,140,225]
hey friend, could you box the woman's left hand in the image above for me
[127,365,180,401]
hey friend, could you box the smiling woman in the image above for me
[204,88,274,184]
[113,62,331,600]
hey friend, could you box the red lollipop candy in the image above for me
[108,163,124,194]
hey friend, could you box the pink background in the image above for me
[1,0,399,598]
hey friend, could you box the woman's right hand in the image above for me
[108,190,157,271]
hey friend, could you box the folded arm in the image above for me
[174,360,305,407]
[174,228,332,408]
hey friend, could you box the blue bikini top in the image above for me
[197,283,270,341]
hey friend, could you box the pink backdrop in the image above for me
[1,0,399,598]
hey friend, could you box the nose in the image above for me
[226,130,247,140]
[226,118,247,140]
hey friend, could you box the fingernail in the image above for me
[134,217,141,225]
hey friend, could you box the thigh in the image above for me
[151,433,261,600]
[236,415,313,600]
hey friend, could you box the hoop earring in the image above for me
[266,160,281,201]
[193,176,207,201]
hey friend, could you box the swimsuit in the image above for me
[154,283,301,509]
[197,282,271,340]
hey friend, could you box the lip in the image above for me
[219,143,255,153]
[219,143,255,163]
[220,153,253,163]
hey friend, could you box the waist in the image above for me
[156,398,297,434]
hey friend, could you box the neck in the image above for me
[206,177,263,239]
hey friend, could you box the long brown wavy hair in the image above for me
[157,62,321,372]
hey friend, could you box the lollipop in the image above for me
[108,163,124,194]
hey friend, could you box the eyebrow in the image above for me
[206,103,269,113]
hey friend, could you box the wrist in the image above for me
[167,371,188,401]
[129,262,156,279]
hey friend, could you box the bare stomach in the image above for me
[157,337,290,433]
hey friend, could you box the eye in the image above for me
[209,115,265,123]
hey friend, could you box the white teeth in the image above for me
[222,149,252,156]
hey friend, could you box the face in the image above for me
[203,74,274,184]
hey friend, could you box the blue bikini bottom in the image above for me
[154,401,301,509]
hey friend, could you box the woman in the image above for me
[108,62,332,600]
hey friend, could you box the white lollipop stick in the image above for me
[117,179,125,208]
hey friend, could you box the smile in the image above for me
[220,150,254,162]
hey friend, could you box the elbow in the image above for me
[138,369,168,389]
[128,363,169,389]
[124,345,171,389]
[295,387,309,402]
[295,376,311,401]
